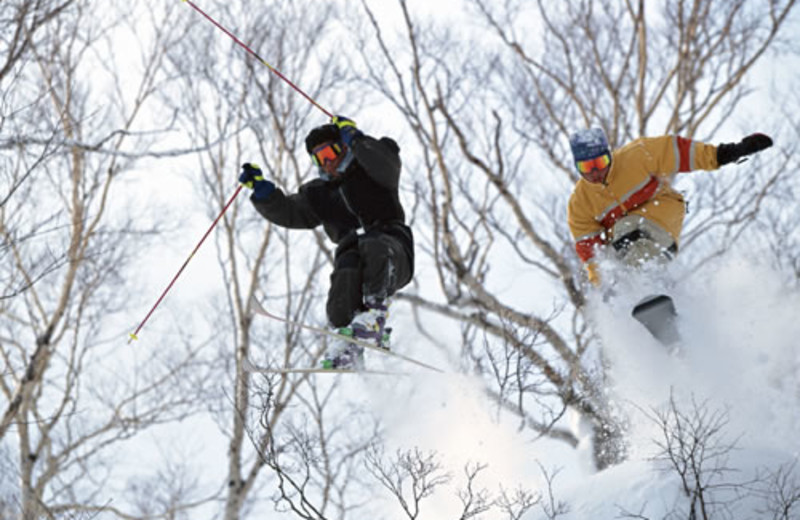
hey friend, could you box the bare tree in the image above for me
[351,0,798,470]
[0,1,223,517]
[365,444,453,519]
[617,393,800,520]
[649,394,742,519]
[743,86,800,283]
[365,444,570,520]
[1,0,77,299]
[244,380,382,520]
[757,460,800,520]
[0,0,76,84]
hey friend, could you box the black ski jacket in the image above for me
[251,134,414,263]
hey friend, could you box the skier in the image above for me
[567,128,773,286]
[238,116,414,370]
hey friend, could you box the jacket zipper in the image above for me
[338,185,366,229]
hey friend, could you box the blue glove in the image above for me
[238,163,275,201]
[332,115,363,148]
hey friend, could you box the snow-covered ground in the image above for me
[563,257,800,518]
[350,254,800,519]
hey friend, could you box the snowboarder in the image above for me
[566,128,772,344]
[238,116,414,370]
[567,128,773,286]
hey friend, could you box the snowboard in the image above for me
[631,294,680,346]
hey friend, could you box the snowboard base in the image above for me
[632,294,680,346]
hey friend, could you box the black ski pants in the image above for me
[326,224,414,328]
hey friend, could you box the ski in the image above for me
[249,295,444,373]
[243,358,402,376]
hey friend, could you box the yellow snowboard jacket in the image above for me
[567,136,719,284]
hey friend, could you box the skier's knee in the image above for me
[334,234,360,270]
[359,235,406,300]
[327,304,355,328]
[327,267,362,327]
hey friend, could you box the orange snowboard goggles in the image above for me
[311,142,343,166]
[576,154,611,174]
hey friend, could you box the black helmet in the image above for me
[305,124,340,154]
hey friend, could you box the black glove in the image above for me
[238,163,275,201]
[332,115,363,148]
[717,133,773,166]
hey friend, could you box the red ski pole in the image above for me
[129,185,242,343]
[180,0,332,118]
[131,2,335,342]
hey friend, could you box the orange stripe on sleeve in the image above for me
[676,136,693,172]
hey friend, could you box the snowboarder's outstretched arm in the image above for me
[636,133,773,175]
[627,135,718,175]
[238,163,322,229]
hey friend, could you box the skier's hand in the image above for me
[717,133,773,166]
[332,115,363,148]
[239,163,275,201]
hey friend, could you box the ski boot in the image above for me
[320,340,365,370]
[321,301,391,370]
[341,300,391,350]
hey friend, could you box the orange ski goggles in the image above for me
[576,153,611,174]
[310,141,343,167]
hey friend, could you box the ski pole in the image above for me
[129,185,243,343]
[180,0,333,118]
[132,3,333,342]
